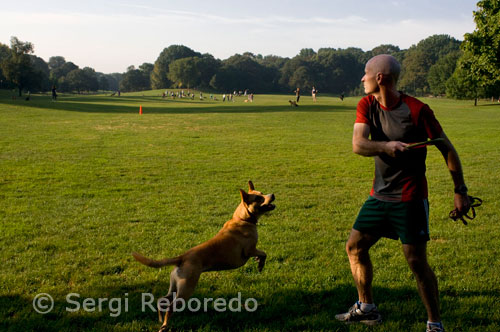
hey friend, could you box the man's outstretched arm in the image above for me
[435,131,471,215]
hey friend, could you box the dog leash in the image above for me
[449,196,483,225]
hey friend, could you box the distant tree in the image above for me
[210,54,268,92]
[369,44,405,64]
[0,42,12,88]
[279,57,310,89]
[446,52,483,100]
[196,54,220,88]
[289,66,315,89]
[0,37,39,96]
[399,34,461,95]
[370,44,401,56]
[50,60,78,85]
[151,45,201,89]
[459,0,500,101]
[82,67,99,92]
[427,50,462,95]
[106,73,122,91]
[48,56,66,71]
[138,62,153,89]
[167,57,200,88]
[119,67,150,92]
[64,67,99,93]
[316,48,364,93]
[97,74,109,91]
[65,69,87,93]
[139,62,154,75]
[30,55,51,91]
[298,48,317,59]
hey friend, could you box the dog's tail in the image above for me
[132,252,182,268]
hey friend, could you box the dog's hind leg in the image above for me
[158,265,201,332]
[157,267,179,322]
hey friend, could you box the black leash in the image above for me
[449,196,483,225]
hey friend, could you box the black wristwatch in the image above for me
[454,184,468,195]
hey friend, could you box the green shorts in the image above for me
[353,196,430,244]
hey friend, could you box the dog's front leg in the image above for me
[253,249,267,272]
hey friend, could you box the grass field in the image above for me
[1,90,499,332]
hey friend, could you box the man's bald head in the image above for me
[366,54,401,85]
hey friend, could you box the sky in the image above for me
[0,0,478,74]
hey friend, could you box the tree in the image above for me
[0,37,39,96]
[399,35,461,95]
[119,67,150,92]
[97,74,109,91]
[151,45,201,89]
[446,52,483,100]
[459,0,500,100]
[30,55,51,91]
[48,56,66,71]
[0,42,12,88]
[64,67,99,93]
[167,57,200,88]
[316,48,365,94]
[49,58,78,86]
[196,54,220,88]
[427,50,462,95]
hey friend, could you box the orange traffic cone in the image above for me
[139,105,143,114]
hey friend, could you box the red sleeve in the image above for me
[403,94,443,139]
[419,105,443,139]
[355,96,372,124]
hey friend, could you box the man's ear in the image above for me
[248,181,255,191]
[240,189,248,203]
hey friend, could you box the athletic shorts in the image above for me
[353,196,430,244]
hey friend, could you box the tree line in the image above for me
[0,0,498,101]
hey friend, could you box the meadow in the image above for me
[0,90,499,332]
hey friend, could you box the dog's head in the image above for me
[239,181,275,220]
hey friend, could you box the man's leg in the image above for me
[346,228,380,303]
[402,242,441,322]
[335,228,382,325]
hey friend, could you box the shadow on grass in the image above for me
[477,103,500,107]
[2,282,499,331]
[0,95,353,115]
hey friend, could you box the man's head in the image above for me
[361,54,401,95]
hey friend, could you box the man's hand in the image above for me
[384,141,408,157]
[454,193,471,217]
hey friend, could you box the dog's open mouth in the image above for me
[261,200,276,211]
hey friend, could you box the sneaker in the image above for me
[335,301,382,325]
[427,323,445,332]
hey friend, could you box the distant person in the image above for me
[340,92,345,101]
[294,87,301,103]
[118,90,121,97]
[25,91,30,101]
[335,54,470,332]
[312,86,317,102]
[51,86,57,101]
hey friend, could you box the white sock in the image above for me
[427,321,443,328]
[359,301,376,312]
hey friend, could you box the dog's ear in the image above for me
[248,181,255,191]
[239,189,249,203]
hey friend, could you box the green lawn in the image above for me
[1,90,499,332]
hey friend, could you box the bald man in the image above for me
[335,55,470,332]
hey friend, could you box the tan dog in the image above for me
[288,100,298,107]
[132,181,275,331]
